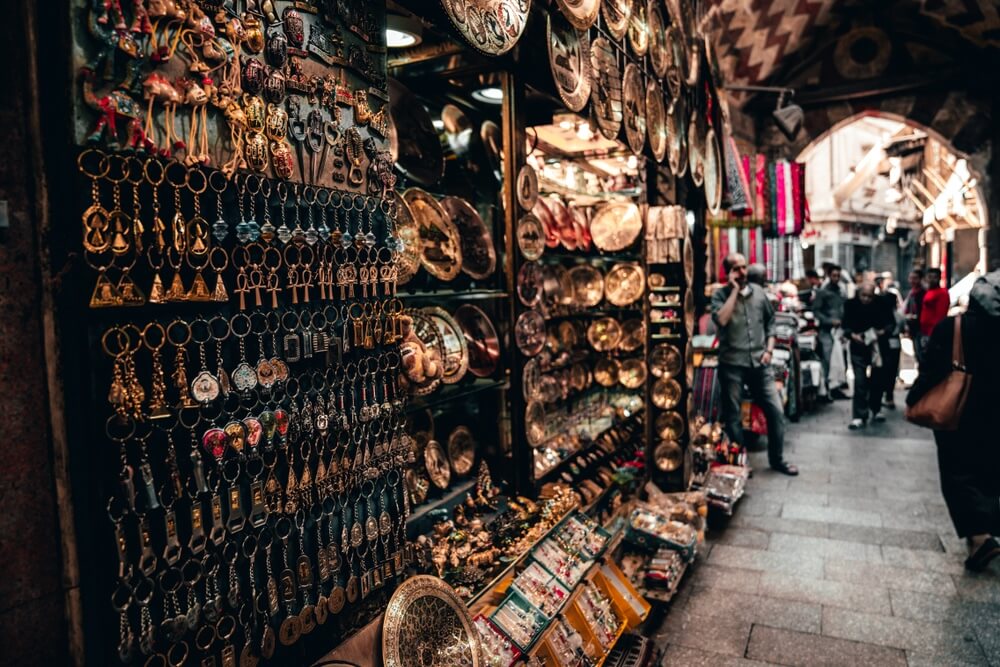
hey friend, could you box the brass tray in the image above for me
[590,201,642,252]
[652,377,682,409]
[408,309,446,396]
[554,0,600,30]
[667,94,688,178]
[590,36,623,141]
[704,126,723,215]
[619,358,647,389]
[439,0,530,56]
[594,357,621,387]
[516,213,546,261]
[394,191,422,285]
[404,188,463,282]
[548,11,592,113]
[655,410,685,440]
[684,288,695,336]
[688,113,705,187]
[382,575,483,667]
[622,63,647,155]
[664,26,683,99]
[620,318,645,352]
[515,310,547,357]
[683,236,694,284]
[648,0,669,78]
[568,265,605,307]
[654,439,683,472]
[440,196,495,280]
[447,426,477,476]
[424,439,452,490]
[454,304,500,378]
[628,0,649,57]
[602,0,631,40]
[517,261,544,308]
[424,306,469,385]
[389,79,444,187]
[646,80,667,163]
[604,263,645,306]
[650,343,682,378]
[587,317,622,352]
[517,164,539,211]
[526,400,547,447]
[685,342,694,387]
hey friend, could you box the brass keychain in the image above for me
[79,148,112,254]
[105,154,131,257]
[209,246,229,303]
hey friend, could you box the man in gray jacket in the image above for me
[711,253,798,475]
[811,265,847,401]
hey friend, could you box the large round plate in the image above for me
[622,63,646,155]
[425,306,469,385]
[646,80,667,163]
[628,0,649,57]
[526,400,547,446]
[516,213,546,260]
[667,95,688,177]
[590,37,623,141]
[522,357,542,401]
[554,0,600,30]
[517,164,539,211]
[390,79,444,187]
[454,304,500,378]
[620,318,645,352]
[653,439,683,471]
[404,188,462,281]
[684,288,695,336]
[408,309,446,396]
[655,411,685,439]
[602,0,630,40]
[424,440,451,489]
[664,26,683,99]
[683,237,694,284]
[394,191,421,285]
[440,196,495,280]
[704,126,723,215]
[548,12,591,113]
[619,358,646,389]
[405,468,430,506]
[648,0,669,78]
[688,114,705,187]
[439,0,530,56]
[685,342,695,387]
[517,261,544,307]
[515,310,546,357]
[594,357,621,387]
[587,317,622,352]
[590,202,642,252]
[383,575,483,667]
[652,377,682,409]
[650,343,681,378]
[447,426,477,476]
[605,263,644,306]
[568,265,605,307]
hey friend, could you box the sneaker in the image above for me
[831,389,850,400]
[848,418,865,430]
[884,401,896,410]
[872,413,886,423]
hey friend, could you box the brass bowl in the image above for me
[620,318,645,352]
[604,263,645,306]
[652,377,682,409]
[653,439,683,472]
[619,358,647,389]
[655,411,685,440]
[568,265,605,307]
[587,317,622,352]
[650,343,682,378]
[594,357,621,387]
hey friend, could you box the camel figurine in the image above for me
[80,67,151,151]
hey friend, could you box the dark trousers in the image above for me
[935,429,1000,538]
[850,349,884,420]
[817,329,835,392]
[881,342,901,402]
[718,363,786,467]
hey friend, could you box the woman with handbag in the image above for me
[907,270,1000,571]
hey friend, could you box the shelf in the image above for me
[649,286,682,293]
[650,333,683,341]
[405,478,477,536]
[406,378,509,414]
[534,411,643,485]
[544,307,643,321]
[399,288,510,302]
[538,251,642,264]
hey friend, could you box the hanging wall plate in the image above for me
[650,343,682,378]
[587,317,622,352]
[668,95,688,178]
[622,63,647,155]
[590,36,623,141]
[619,358,647,389]
[688,114,704,187]
[548,11,592,113]
[408,309,446,396]
[685,341,694,387]
[424,306,469,385]
[389,79,444,187]
[568,265,605,307]
[383,576,483,667]
[590,201,642,251]
[594,357,621,387]
[454,304,501,378]
[654,439,683,472]
[648,0,669,78]
[628,0,649,57]
[394,191,422,285]
[704,126,723,214]
[652,377,682,409]
[683,237,694,284]
[523,357,542,401]
[664,26,684,99]
[515,310,547,357]
[439,0,531,56]
[516,213,546,261]
[620,318,645,352]
[447,426,477,476]
[604,263,645,306]
[655,410,685,440]
[404,188,463,281]
[555,0,600,30]
[602,0,631,40]
[516,164,539,211]
[684,288,695,336]
[646,80,667,163]
[424,440,452,489]
[440,196,496,280]
[526,400,547,447]
[517,261,544,307]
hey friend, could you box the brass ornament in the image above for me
[568,265,605,307]
[589,36,623,141]
[439,0,530,56]
[648,0,669,78]
[594,357,621,387]
[628,0,649,57]
[554,0,600,30]
[619,358,646,389]
[547,11,592,113]
[516,165,539,211]
[515,310,546,357]
[604,263,645,306]
[587,317,622,352]
[454,304,500,378]
[424,440,452,490]
[590,202,642,252]
[516,213,546,261]
[646,80,667,163]
[525,400,547,447]
[704,126,723,215]
[424,306,469,385]
[655,411,685,440]
[440,196,495,281]
[403,188,462,282]
[394,191,421,285]
[652,377,682,409]
[602,0,631,40]
[622,63,647,155]
[447,426,477,476]
[650,343,682,378]
[620,318,645,352]
[654,439,683,472]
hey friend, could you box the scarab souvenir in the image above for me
[265,29,288,67]
[270,141,294,180]
[243,57,265,96]
[263,68,286,105]
[283,7,305,49]
[265,104,287,140]
[243,13,265,53]
[245,132,269,172]
[244,95,266,132]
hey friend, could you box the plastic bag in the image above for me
[829,329,846,388]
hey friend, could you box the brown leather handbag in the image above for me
[905,316,972,431]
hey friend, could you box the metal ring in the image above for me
[157,566,183,594]
[208,315,232,342]
[317,188,330,206]
[186,166,208,194]
[302,186,317,205]
[133,576,155,606]
[230,312,252,338]
[208,168,228,194]
[101,326,129,357]
[105,415,136,442]
[77,147,110,178]
[209,246,229,272]
[182,557,203,586]
[274,515,293,541]
[143,156,165,186]
[164,159,188,188]
[189,317,212,345]
[281,310,301,332]
[166,641,189,667]
[177,404,201,430]
[194,624,216,652]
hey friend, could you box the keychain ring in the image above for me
[284,376,301,399]
[143,156,165,186]
[265,310,281,333]
[111,579,133,612]
[281,310,301,332]
[317,187,330,206]
[208,168,228,194]
[125,154,146,186]
[141,322,166,351]
[133,576,156,606]
[77,147,110,178]
[245,173,262,195]
[263,244,283,268]
[249,310,268,335]
[209,246,229,273]
[186,166,208,194]
[324,304,339,325]
[177,404,201,430]
[143,654,166,667]
[208,314,232,341]
[101,326,129,357]
[310,309,328,330]
[230,312,252,338]
[274,515,293,541]
[158,566,183,595]
[194,624,216,653]
[164,159,188,188]
[302,185,317,205]
[121,323,143,354]
[182,558,203,586]
[330,190,342,208]
[166,641,189,667]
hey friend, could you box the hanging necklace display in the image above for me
[547,12,591,114]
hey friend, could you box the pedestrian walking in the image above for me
[842,283,896,430]
[879,283,905,410]
[920,267,950,353]
[903,268,926,364]
[907,270,1000,570]
[710,253,798,475]
[811,265,847,401]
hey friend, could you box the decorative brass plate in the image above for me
[648,0,669,78]
[515,310,546,357]
[619,358,647,389]
[590,36,623,141]
[664,26,683,99]
[654,439,683,472]
[517,261,544,308]
[408,309,445,396]
[688,114,704,187]
[570,362,591,391]
[684,288,695,336]
[404,189,462,282]
[424,440,451,490]
[447,426,477,476]
[454,304,500,378]
[594,357,621,387]
[704,126,723,215]
[382,575,483,667]
[516,164,539,211]
[655,410,685,440]
[424,307,469,385]
[405,468,430,506]
[440,196,495,280]
[650,343,682,378]
[620,318,645,352]
[602,0,631,40]
[622,63,647,155]
[568,265,605,307]
[523,357,541,402]
[628,0,649,57]
[590,201,642,252]
[516,213,546,261]
[389,79,444,187]
[652,377,682,409]
[554,0,600,30]
[439,0,530,57]
[685,342,694,387]
[394,192,421,285]
[526,400,547,447]
[587,317,622,352]
[605,263,645,306]
[646,80,667,163]
[548,12,592,113]
[667,95,688,177]
[683,237,694,284]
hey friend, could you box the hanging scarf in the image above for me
[775,160,787,237]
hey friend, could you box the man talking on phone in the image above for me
[710,253,798,475]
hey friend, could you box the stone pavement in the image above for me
[655,391,1000,666]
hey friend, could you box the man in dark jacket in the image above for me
[811,265,847,400]
[842,283,895,429]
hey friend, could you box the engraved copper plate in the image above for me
[424,439,451,489]
[554,0,600,30]
[654,439,683,471]
[688,114,705,187]
[667,95,688,177]
[590,36,623,141]
[646,80,667,163]
[406,468,430,505]
[620,318,645,352]
[440,0,530,56]
[650,343,681,378]
[394,191,421,285]
[655,411,685,440]
[594,357,621,387]
[664,26,683,99]
[526,400,546,446]
[548,12,592,113]
[587,317,622,352]
[652,377,682,409]
[517,261,544,307]
[390,79,444,187]
[404,189,462,282]
[604,263,644,306]
[454,304,500,378]
[590,201,642,252]
[622,63,646,155]
[628,0,649,57]
[516,213,546,261]
[440,196,495,280]
[619,358,646,389]
[409,309,445,396]
[382,576,483,667]
[522,357,542,401]
[568,265,605,307]
[704,126,723,215]
[648,0,669,78]
[602,0,631,40]
[425,306,469,385]
[683,236,694,284]
[447,426,477,476]
[517,164,539,211]
[515,310,546,357]
[684,288,695,336]
[685,342,694,387]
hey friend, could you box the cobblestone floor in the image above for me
[656,391,1000,666]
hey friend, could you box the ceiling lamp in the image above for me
[725,85,804,141]
[386,14,422,48]
[471,87,503,104]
